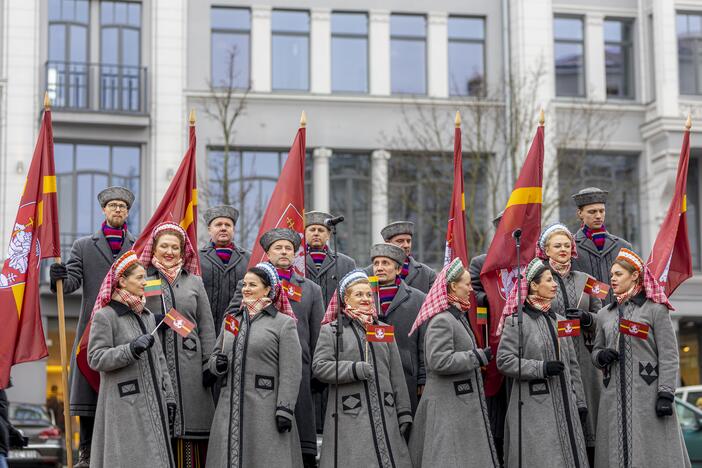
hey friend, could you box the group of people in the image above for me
[46,184,690,468]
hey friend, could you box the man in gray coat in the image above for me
[381,221,436,293]
[371,243,426,413]
[570,187,632,304]
[49,186,135,468]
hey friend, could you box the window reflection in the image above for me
[554,16,585,97]
[272,10,309,91]
[331,12,368,93]
[211,7,250,89]
[604,19,634,99]
[391,14,426,95]
[448,16,485,96]
[678,12,702,95]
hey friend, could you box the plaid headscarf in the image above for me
[322,269,377,324]
[138,222,201,275]
[409,257,465,335]
[497,258,549,335]
[254,262,297,321]
[616,248,673,310]
[536,223,578,261]
[91,250,142,316]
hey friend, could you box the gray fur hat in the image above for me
[492,210,505,229]
[259,228,301,252]
[98,186,135,209]
[305,210,332,229]
[204,205,239,226]
[381,221,414,241]
[370,243,407,266]
[572,187,608,208]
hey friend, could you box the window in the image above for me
[100,1,142,111]
[689,157,700,270]
[47,0,89,108]
[331,12,368,93]
[448,16,485,96]
[271,10,309,91]
[391,14,426,95]
[211,7,250,89]
[604,19,634,99]
[554,16,585,97]
[558,152,640,249]
[55,142,141,252]
[678,12,702,95]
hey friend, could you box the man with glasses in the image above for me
[49,186,136,468]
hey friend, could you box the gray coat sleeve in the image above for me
[194,277,217,373]
[425,314,483,375]
[88,311,137,372]
[565,337,586,408]
[51,238,83,294]
[591,310,608,369]
[388,341,413,425]
[308,283,325,356]
[496,318,546,380]
[153,324,175,404]
[276,318,303,420]
[312,324,371,384]
[208,330,226,376]
[416,323,426,386]
[653,305,679,395]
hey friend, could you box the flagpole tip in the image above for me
[455,111,461,128]
[189,109,196,126]
[539,108,545,126]
[686,113,692,130]
[43,92,51,110]
[300,111,307,128]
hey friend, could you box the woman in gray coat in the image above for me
[408,258,498,468]
[88,250,175,468]
[592,248,690,468]
[497,258,588,468]
[313,270,413,468]
[140,222,217,468]
[206,262,303,468]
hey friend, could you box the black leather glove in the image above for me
[566,308,593,327]
[215,353,229,373]
[656,392,674,417]
[130,334,155,358]
[8,426,28,448]
[597,348,619,367]
[482,347,493,362]
[49,263,68,282]
[167,402,177,435]
[544,360,565,377]
[400,422,412,441]
[302,453,318,468]
[276,415,292,433]
[311,377,326,394]
[578,406,588,427]
[202,369,217,388]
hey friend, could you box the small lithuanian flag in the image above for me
[368,276,379,293]
[477,307,488,325]
[144,279,162,297]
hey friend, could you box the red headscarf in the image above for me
[409,257,465,335]
[138,222,200,275]
[91,250,141,316]
[322,269,378,325]
[616,248,673,310]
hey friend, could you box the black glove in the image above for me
[481,347,493,363]
[311,377,326,394]
[215,353,229,373]
[597,348,619,367]
[49,263,68,282]
[130,334,155,358]
[167,402,177,435]
[544,360,565,377]
[302,453,318,468]
[656,392,674,417]
[578,406,588,427]
[400,422,412,441]
[276,415,292,433]
[8,426,28,448]
[202,369,217,388]
[566,308,593,327]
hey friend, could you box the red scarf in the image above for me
[112,288,145,315]
[616,282,643,305]
[447,292,471,312]
[152,257,183,285]
[526,294,552,312]
[346,305,376,325]
[549,258,571,277]
[582,224,607,251]
[242,296,272,318]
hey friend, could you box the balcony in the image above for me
[45,61,148,114]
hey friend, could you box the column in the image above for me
[585,13,606,101]
[427,12,448,98]
[312,147,332,212]
[371,150,391,243]
[310,8,331,94]
[652,0,679,116]
[369,10,390,95]
[251,5,272,93]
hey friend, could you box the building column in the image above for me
[585,13,606,101]
[427,12,448,98]
[371,150,390,243]
[310,8,331,94]
[651,0,679,116]
[312,147,332,212]
[251,5,272,92]
[369,10,390,96]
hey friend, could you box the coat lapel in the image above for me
[405,257,420,284]
[203,247,226,272]
[225,248,245,272]
[305,254,321,279]
[316,250,336,276]
[384,281,410,318]
[92,229,115,264]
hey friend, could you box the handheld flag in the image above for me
[144,279,163,297]
[281,280,302,302]
[619,319,650,340]
[224,315,239,336]
[583,276,610,300]
[164,308,195,338]
[477,307,488,325]
[647,116,693,296]
[368,276,379,293]
[366,324,394,343]
[248,113,307,276]
[557,319,581,338]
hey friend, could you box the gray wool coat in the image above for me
[50,228,135,416]
[409,306,498,468]
[225,272,325,456]
[572,229,632,305]
[363,257,436,295]
[206,305,303,468]
[550,269,602,447]
[469,254,488,307]
[88,301,175,468]
[305,249,356,307]
[198,243,251,333]
[378,280,426,413]
[144,267,216,439]
[312,317,413,468]
[497,304,588,468]
[591,292,691,468]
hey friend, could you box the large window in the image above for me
[331,12,368,93]
[689,156,700,270]
[211,7,250,89]
[448,16,485,96]
[47,0,89,108]
[558,152,640,249]
[54,143,141,252]
[604,19,634,99]
[678,12,702,95]
[391,14,426,95]
[271,10,309,91]
[554,16,585,97]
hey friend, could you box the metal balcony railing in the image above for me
[45,61,148,114]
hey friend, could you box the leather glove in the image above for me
[302,453,318,468]
[167,402,177,435]
[8,426,28,448]
[215,353,229,373]
[311,377,326,394]
[656,392,674,417]
[597,348,620,367]
[202,369,217,388]
[481,347,493,363]
[544,360,565,377]
[565,308,593,327]
[49,263,68,282]
[400,422,412,441]
[578,406,588,427]
[276,415,292,433]
[130,334,155,358]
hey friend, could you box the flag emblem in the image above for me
[224,315,239,336]
[557,319,581,337]
[367,324,394,343]
[144,279,162,297]
[281,280,302,302]
[583,277,609,300]
[619,319,650,339]
[164,308,195,338]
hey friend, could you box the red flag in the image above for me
[224,315,239,336]
[480,117,544,396]
[647,119,693,296]
[0,106,60,388]
[248,115,306,276]
[133,114,200,274]
[366,324,395,343]
[281,280,302,302]
[619,318,650,340]
[164,308,195,338]
[557,319,581,338]
[583,276,610,300]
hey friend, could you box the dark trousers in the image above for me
[78,416,94,451]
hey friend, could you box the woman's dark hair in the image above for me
[247,267,272,288]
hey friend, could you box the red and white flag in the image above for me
[164,308,195,338]
[224,315,239,336]
[583,276,610,300]
[366,324,394,343]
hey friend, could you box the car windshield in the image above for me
[9,403,52,426]
[677,401,701,430]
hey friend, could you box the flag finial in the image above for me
[44,92,51,110]
[455,111,461,128]
[539,108,545,126]
[189,109,196,126]
[300,111,307,128]
[686,113,692,130]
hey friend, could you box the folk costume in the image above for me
[381,221,436,293]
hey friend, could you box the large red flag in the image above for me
[248,114,306,276]
[480,116,544,396]
[647,117,693,296]
[0,105,60,388]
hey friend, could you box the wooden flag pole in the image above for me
[54,262,74,468]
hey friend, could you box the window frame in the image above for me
[604,17,635,100]
[390,13,428,95]
[209,6,251,90]
[447,15,486,97]
[553,14,587,98]
[271,9,311,92]
[330,10,369,94]
[677,11,702,96]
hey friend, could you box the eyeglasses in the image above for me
[106,202,129,211]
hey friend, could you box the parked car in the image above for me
[677,397,702,467]
[7,402,64,468]
[677,385,702,409]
